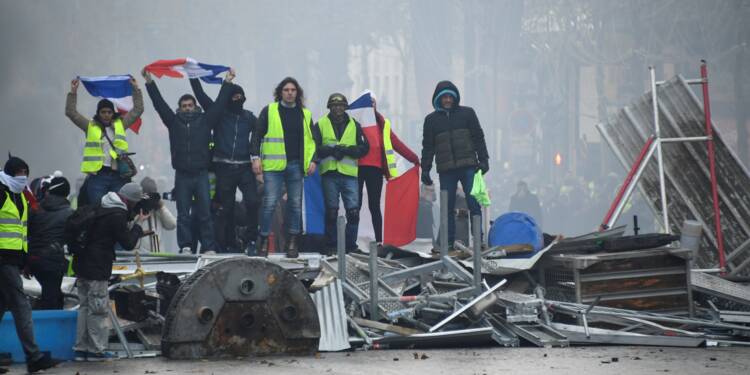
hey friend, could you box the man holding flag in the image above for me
[66,76,143,205]
[141,67,237,255]
[352,93,419,246]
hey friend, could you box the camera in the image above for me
[134,192,162,214]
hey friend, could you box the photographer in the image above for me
[72,182,149,361]
[135,177,176,252]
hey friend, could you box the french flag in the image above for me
[79,75,143,133]
[144,57,230,84]
[347,90,377,130]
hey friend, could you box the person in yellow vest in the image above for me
[316,94,369,254]
[358,93,420,246]
[0,156,60,373]
[250,77,320,258]
[65,77,144,205]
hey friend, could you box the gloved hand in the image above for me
[479,160,489,175]
[333,146,345,161]
[421,170,433,186]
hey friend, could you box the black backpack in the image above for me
[64,204,99,255]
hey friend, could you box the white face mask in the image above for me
[0,172,27,194]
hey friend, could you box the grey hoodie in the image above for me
[101,192,127,210]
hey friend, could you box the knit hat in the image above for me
[4,155,29,176]
[327,93,348,108]
[46,176,70,197]
[140,177,158,194]
[97,99,115,113]
[118,182,144,203]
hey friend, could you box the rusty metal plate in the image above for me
[161,257,320,359]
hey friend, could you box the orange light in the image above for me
[554,152,562,166]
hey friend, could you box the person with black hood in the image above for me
[316,93,369,254]
[0,156,60,373]
[143,68,236,254]
[190,75,260,254]
[73,182,147,361]
[27,176,73,310]
[420,81,490,249]
[66,76,144,205]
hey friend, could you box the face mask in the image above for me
[0,172,28,194]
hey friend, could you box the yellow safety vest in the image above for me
[0,191,28,252]
[261,102,315,175]
[80,119,129,173]
[318,115,358,177]
[383,119,399,179]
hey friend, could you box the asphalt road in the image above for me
[5,346,750,375]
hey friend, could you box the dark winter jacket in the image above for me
[421,81,489,174]
[191,79,257,163]
[27,194,73,272]
[73,192,142,280]
[145,81,232,172]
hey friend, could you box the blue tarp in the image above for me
[488,212,543,258]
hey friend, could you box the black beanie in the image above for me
[46,176,70,197]
[97,99,115,113]
[4,155,29,176]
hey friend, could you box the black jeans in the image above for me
[30,264,64,310]
[214,163,260,252]
[358,166,384,243]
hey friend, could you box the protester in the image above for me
[0,156,60,373]
[143,68,236,254]
[191,75,260,254]
[358,94,419,245]
[250,77,319,258]
[135,177,176,252]
[420,81,489,249]
[509,180,543,228]
[65,77,144,205]
[316,93,369,253]
[27,176,73,309]
[72,182,148,361]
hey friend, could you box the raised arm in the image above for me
[189,78,214,111]
[65,79,91,133]
[122,77,144,129]
[142,68,175,127]
[204,69,235,127]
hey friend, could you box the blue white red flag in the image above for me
[144,57,230,84]
[78,75,142,133]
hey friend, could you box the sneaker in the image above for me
[202,250,217,255]
[180,247,191,254]
[74,350,87,362]
[86,351,117,362]
[27,353,61,373]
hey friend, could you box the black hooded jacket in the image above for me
[421,81,489,174]
[191,79,257,163]
[145,81,232,172]
[27,194,73,271]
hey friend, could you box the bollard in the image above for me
[337,216,346,280]
[472,215,482,296]
[440,190,449,259]
[368,241,379,320]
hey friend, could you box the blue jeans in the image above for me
[439,166,482,245]
[86,168,127,205]
[260,160,303,236]
[322,173,360,250]
[175,169,216,251]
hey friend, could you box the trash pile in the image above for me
[90,219,750,360]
